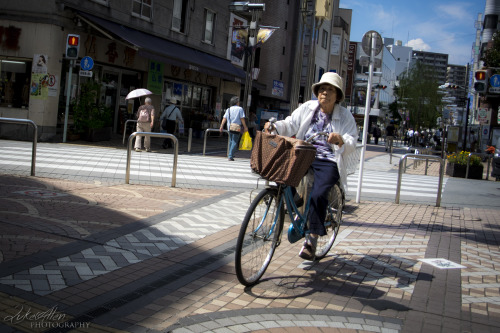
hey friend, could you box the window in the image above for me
[172,0,188,33]
[319,67,325,79]
[132,0,152,20]
[203,9,215,44]
[0,59,32,108]
[321,29,328,49]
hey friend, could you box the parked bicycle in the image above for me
[235,131,345,286]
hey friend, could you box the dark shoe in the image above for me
[299,240,316,261]
[228,158,234,161]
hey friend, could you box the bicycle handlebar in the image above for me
[266,119,338,145]
[305,132,329,143]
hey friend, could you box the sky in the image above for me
[338,0,486,66]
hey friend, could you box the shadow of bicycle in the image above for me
[243,253,433,312]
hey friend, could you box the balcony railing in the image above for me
[333,16,349,33]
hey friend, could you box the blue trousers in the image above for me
[308,158,340,236]
[228,131,241,159]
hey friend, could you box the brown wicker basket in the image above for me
[251,131,316,187]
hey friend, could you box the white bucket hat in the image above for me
[311,72,345,102]
[170,98,177,104]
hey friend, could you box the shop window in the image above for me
[132,0,152,21]
[172,0,188,33]
[0,59,32,108]
[203,9,215,44]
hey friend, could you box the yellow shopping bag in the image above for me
[239,131,253,150]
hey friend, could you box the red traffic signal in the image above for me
[67,35,79,46]
[475,70,486,81]
[474,70,488,94]
[65,34,80,59]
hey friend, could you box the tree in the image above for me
[482,31,500,68]
[395,62,443,130]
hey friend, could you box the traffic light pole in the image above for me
[63,60,74,143]
[463,97,470,151]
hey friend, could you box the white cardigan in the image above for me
[273,100,358,191]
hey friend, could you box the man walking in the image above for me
[219,96,248,161]
[385,121,395,151]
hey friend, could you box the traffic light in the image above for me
[65,34,80,59]
[474,70,488,94]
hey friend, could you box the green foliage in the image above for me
[395,62,443,130]
[447,151,482,166]
[388,100,402,123]
[72,81,113,132]
[482,32,500,68]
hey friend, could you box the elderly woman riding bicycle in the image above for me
[264,72,358,260]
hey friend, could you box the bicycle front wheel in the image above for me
[235,188,284,286]
[315,183,344,259]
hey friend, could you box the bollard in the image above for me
[125,132,178,187]
[0,117,37,176]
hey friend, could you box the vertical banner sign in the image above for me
[228,13,248,67]
[346,42,357,102]
[147,60,163,95]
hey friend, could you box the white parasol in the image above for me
[125,88,153,100]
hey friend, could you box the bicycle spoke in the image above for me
[315,183,343,259]
[235,188,283,286]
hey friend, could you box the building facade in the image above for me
[411,50,449,86]
[1,0,334,142]
[0,0,258,141]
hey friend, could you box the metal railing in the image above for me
[125,132,178,187]
[122,119,138,145]
[0,117,37,176]
[203,128,230,156]
[396,154,445,207]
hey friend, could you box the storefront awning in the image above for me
[77,12,246,82]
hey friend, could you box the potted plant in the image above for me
[72,81,113,142]
[446,151,484,179]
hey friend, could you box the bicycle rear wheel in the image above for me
[315,183,344,259]
[235,188,284,286]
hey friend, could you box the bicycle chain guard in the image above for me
[287,224,303,243]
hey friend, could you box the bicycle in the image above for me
[235,131,345,286]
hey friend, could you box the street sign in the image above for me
[489,86,500,94]
[361,30,383,56]
[489,74,500,93]
[80,56,94,71]
[490,74,500,87]
[79,70,92,77]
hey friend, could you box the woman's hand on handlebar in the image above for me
[263,122,273,133]
[328,132,344,147]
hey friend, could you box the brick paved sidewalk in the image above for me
[1,172,499,332]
